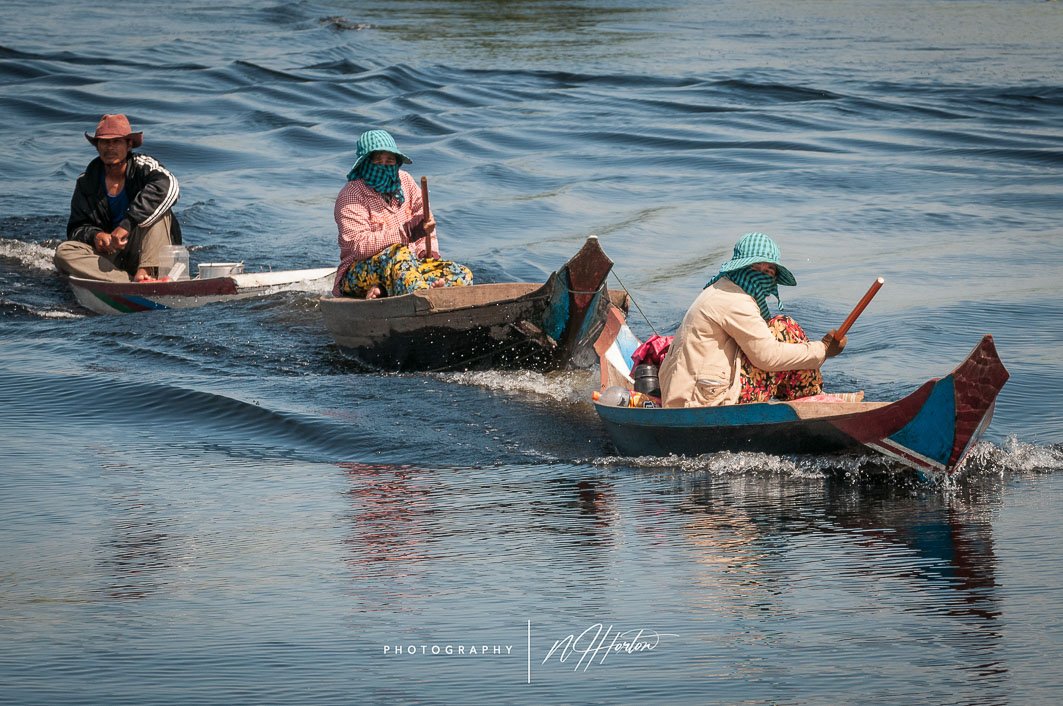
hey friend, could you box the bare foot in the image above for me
[134,269,169,283]
[365,285,383,299]
[431,280,445,288]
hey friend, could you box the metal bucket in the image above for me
[198,262,244,279]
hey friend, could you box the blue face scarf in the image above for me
[706,267,782,321]
[347,161,404,204]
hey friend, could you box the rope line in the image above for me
[609,268,658,337]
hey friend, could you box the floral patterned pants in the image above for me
[340,243,473,297]
[738,315,823,403]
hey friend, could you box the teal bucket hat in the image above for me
[717,232,797,286]
[348,129,412,174]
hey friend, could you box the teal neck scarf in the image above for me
[706,267,782,321]
[347,162,404,204]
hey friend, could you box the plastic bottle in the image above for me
[593,386,661,408]
[159,244,190,280]
[596,386,631,407]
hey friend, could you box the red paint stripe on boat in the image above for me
[79,277,239,298]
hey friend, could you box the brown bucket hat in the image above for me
[85,114,144,148]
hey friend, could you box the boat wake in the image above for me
[437,368,598,405]
[959,436,1063,476]
[0,299,84,319]
[589,438,1063,485]
[0,236,84,319]
[590,450,888,481]
[0,236,56,272]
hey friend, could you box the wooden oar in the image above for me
[420,176,432,257]
[834,277,885,340]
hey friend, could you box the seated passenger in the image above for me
[55,114,181,282]
[659,232,846,408]
[332,129,472,299]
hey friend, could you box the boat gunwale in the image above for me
[319,281,550,319]
[593,397,900,428]
[67,266,336,297]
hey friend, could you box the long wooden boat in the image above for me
[319,236,628,372]
[68,267,337,315]
[592,308,1009,476]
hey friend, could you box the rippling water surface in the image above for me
[2,0,1062,703]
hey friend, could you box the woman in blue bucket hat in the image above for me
[332,129,472,298]
[659,232,847,408]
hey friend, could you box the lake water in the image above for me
[1,0,1062,703]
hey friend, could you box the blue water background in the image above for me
[1,0,1062,703]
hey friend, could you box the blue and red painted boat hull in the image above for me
[595,336,1008,475]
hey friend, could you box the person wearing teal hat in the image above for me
[659,232,846,408]
[332,129,472,298]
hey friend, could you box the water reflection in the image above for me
[548,476,618,600]
[99,490,174,601]
[820,481,1001,621]
[340,462,437,571]
[821,479,1007,689]
[338,463,621,613]
[343,0,654,48]
[575,479,613,529]
[673,472,1005,689]
[674,475,788,617]
[543,476,617,547]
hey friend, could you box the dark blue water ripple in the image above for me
[0,368,377,462]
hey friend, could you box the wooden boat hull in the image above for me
[68,267,337,315]
[320,236,625,372]
[593,310,1009,476]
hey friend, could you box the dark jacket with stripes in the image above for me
[66,152,182,245]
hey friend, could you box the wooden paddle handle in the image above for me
[420,176,432,257]
[834,277,884,339]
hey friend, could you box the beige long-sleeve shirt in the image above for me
[659,278,827,408]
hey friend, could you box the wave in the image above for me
[437,368,597,405]
[0,298,83,319]
[0,236,56,271]
[590,438,1063,485]
[0,368,377,462]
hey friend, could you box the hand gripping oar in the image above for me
[833,277,885,341]
[420,176,432,258]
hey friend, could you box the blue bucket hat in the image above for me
[348,129,412,174]
[716,232,797,286]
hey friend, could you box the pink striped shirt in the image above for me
[332,170,440,295]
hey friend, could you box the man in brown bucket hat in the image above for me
[54,114,181,282]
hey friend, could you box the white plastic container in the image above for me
[159,245,190,281]
[198,262,244,279]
